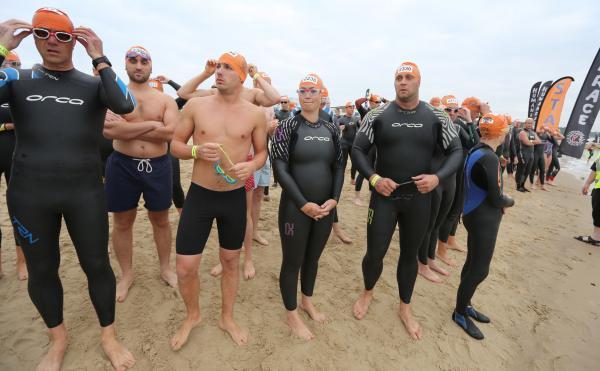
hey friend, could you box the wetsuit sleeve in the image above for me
[98,67,136,114]
[167,80,182,90]
[175,98,187,110]
[351,108,378,179]
[473,153,515,209]
[435,111,463,181]
[355,98,368,119]
[326,122,345,201]
[591,163,596,172]
[271,119,308,208]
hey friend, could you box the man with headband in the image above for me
[351,61,462,340]
[102,45,179,302]
[0,51,26,281]
[0,9,136,370]
[170,51,267,348]
[177,57,280,107]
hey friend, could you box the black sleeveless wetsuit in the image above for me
[271,113,343,310]
[352,101,462,303]
[0,58,136,328]
[456,142,514,316]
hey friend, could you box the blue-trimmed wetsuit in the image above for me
[454,142,514,339]
[352,101,462,303]
[0,57,135,328]
[271,113,343,310]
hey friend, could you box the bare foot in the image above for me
[398,304,422,340]
[253,234,269,246]
[353,198,363,206]
[36,333,68,371]
[351,179,356,185]
[300,298,326,323]
[417,263,443,283]
[530,184,537,190]
[447,237,466,252]
[17,260,28,280]
[101,334,136,370]
[219,318,248,346]
[541,186,549,191]
[243,260,256,280]
[353,291,373,320]
[161,268,178,288]
[286,311,315,340]
[333,227,353,244]
[171,315,202,351]
[210,263,223,277]
[429,260,449,276]
[116,276,134,303]
[436,252,458,267]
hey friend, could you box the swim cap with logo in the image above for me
[218,52,247,83]
[395,61,421,82]
[298,73,323,90]
[479,113,508,139]
[126,45,152,61]
[148,78,163,92]
[32,7,73,33]
[442,95,458,108]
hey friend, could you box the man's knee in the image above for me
[148,210,171,229]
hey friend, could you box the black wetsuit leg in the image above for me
[519,152,534,188]
[456,206,501,315]
[0,130,16,247]
[439,167,464,242]
[363,191,431,303]
[427,179,455,260]
[7,172,115,328]
[530,153,545,185]
[278,193,334,310]
[171,153,185,209]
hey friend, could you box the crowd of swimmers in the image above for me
[0,7,573,371]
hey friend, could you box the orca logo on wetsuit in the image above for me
[304,136,330,141]
[1,103,8,108]
[26,95,85,105]
[391,122,423,128]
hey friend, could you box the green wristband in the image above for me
[0,44,9,58]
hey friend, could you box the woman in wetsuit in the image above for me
[453,113,514,340]
[271,74,343,340]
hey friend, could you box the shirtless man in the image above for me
[170,52,267,348]
[103,46,179,302]
[179,59,279,279]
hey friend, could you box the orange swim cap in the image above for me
[461,97,480,110]
[6,51,20,62]
[298,73,324,90]
[321,87,329,98]
[148,78,163,92]
[479,114,508,139]
[218,52,247,83]
[442,95,458,108]
[32,7,73,33]
[429,97,442,108]
[395,61,421,82]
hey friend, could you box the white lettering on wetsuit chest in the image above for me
[304,136,330,141]
[391,122,423,128]
[26,95,85,105]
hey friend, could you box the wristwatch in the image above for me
[92,56,112,69]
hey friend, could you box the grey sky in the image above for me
[8,0,600,128]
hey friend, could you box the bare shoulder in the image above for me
[183,95,214,111]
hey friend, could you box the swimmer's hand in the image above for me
[247,64,258,77]
[3,123,14,130]
[72,27,104,59]
[373,177,398,197]
[582,184,590,196]
[301,202,328,220]
[204,59,218,75]
[412,174,439,194]
[320,199,338,214]
[197,143,221,162]
[229,161,254,182]
[156,75,170,83]
[0,19,32,50]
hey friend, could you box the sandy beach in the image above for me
[1,160,599,371]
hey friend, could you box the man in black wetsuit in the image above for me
[531,126,550,191]
[351,62,462,340]
[0,50,26,280]
[338,101,361,204]
[0,10,135,370]
[516,118,541,192]
[271,73,344,340]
